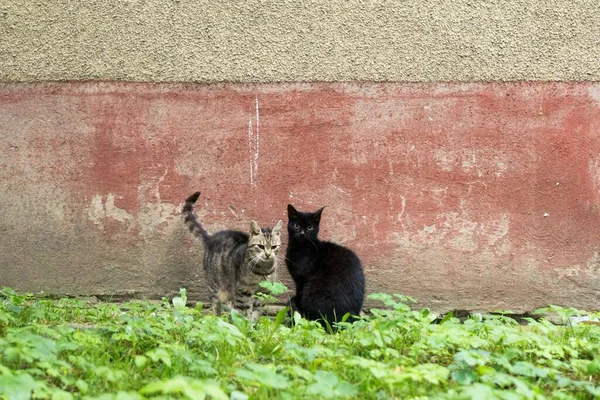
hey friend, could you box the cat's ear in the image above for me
[287,204,298,218]
[313,207,325,222]
[249,220,261,236]
[273,220,283,234]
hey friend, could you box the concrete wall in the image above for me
[1,82,600,312]
[1,1,599,83]
[1,1,600,312]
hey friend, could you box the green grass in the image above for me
[1,287,599,400]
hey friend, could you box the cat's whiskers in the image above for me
[306,236,319,250]
[271,255,281,269]
[249,254,262,269]
[277,254,294,264]
[249,252,277,276]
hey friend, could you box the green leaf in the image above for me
[508,361,549,378]
[84,391,143,400]
[273,307,289,330]
[367,293,413,311]
[235,363,290,389]
[115,393,143,400]
[75,379,89,394]
[336,382,358,397]
[47,389,74,400]
[306,371,357,398]
[0,373,39,400]
[460,383,498,400]
[141,376,227,400]
[588,358,600,375]
[258,281,288,296]
[172,288,187,311]
[230,390,249,400]
[293,310,303,326]
[146,348,172,367]
[230,309,250,335]
[134,355,148,368]
[454,350,491,367]
[451,369,478,385]
[1,287,16,296]
[413,364,450,385]
[340,312,351,323]
[439,311,456,324]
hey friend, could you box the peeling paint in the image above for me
[442,212,479,252]
[137,202,178,237]
[87,194,133,227]
[433,149,456,172]
[3,81,600,312]
[248,96,260,188]
[88,195,105,226]
[588,85,600,104]
[588,156,600,194]
[105,194,133,223]
[86,192,176,237]
[435,149,509,177]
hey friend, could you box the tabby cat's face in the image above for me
[286,204,323,243]
[247,220,283,273]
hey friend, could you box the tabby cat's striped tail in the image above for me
[183,191,210,243]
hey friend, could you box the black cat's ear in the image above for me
[287,204,298,218]
[249,220,261,236]
[313,207,325,222]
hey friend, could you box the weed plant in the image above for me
[1,287,599,399]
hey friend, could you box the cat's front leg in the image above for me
[247,308,260,323]
[232,291,257,322]
[236,301,259,323]
[289,296,301,315]
[213,288,233,315]
[285,296,302,327]
[251,296,265,318]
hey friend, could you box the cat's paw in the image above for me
[289,296,299,313]
[246,309,260,323]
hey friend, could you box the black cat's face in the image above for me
[287,204,324,243]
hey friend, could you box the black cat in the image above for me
[285,204,365,328]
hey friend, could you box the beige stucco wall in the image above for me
[1,1,599,83]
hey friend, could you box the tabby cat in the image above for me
[183,191,282,320]
[286,204,365,329]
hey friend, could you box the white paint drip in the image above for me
[397,195,407,221]
[254,96,260,185]
[248,118,254,186]
[154,167,168,201]
[248,96,260,188]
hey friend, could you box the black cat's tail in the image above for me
[183,191,210,243]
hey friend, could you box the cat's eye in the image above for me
[294,223,300,229]
[257,245,265,250]
[307,225,314,231]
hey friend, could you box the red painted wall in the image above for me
[1,82,599,312]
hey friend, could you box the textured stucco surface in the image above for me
[1,82,600,312]
[1,1,599,83]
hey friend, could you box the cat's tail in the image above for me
[183,191,210,243]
